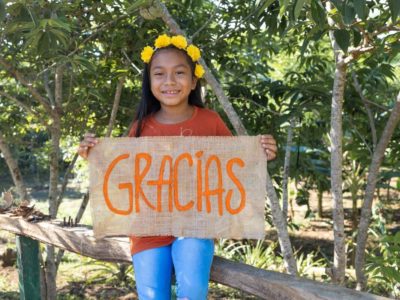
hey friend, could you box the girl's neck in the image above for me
[154,104,195,124]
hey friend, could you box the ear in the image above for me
[191,77,198,90]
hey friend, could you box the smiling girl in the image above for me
[78,34,277,300]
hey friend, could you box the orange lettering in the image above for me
[134,153,155,212]
[147,155,173,212]
[173,153,194,211]
[103,154,133,215]
[204,155,224,216]
[225,158,246,215]
[195,151,204,212]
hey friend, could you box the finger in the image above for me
[84,137,98,144]
[265,149,277,161]
[84,132,96,138]
[266,144,278,152]
[261,134,273,139]
[83,141,97,147]
[261,143,277,152]
[260,137,276,145]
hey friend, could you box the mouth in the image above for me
[162,90,180,95]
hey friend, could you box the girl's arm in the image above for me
[260,134,277,161]
[78,132,98,159]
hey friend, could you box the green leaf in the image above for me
[0,0,5,23]
[279,0,290,17]
[310,0,326,26]
[331,0,345,16]
[343,2,356,25]
[353,29,362,47]
[389,0,400,23]
[354,0,368,20]
[334,29,350,52]
[5,21,34,34]
[293,0,306,20]
[256,0,276,17]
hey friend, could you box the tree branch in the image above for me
[0,57,54,117]
[355,91,400,289]
[36,14,130,78]
[0,90,37,116]
[352,72,377,149]
[105,75,126,137]
[343,46,375,65]
[0,131,30,201]
[191,1,220,39]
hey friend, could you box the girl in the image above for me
[78,34,277,300]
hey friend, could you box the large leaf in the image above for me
[279,0,290,18]
[330,0,345,16]
[310,0,326,27]
[389,0,400,23]
[353,29,362,47]
[334,29,350,52]
[293,0,306,21]
[343,2,356,25]
[354,0,368,20]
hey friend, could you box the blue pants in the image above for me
[132,238,214,300]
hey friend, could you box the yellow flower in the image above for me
[154,34,171,48]
[171,35,188,49]
[194,64,205,78]
[141,46,154,63]
[186,44,201,61]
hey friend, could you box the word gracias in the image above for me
[103,151,247,216]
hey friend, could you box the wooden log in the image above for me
[0,214,390,300]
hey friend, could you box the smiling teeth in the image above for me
[164,91,179,94]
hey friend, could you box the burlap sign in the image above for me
[89,136,267,239]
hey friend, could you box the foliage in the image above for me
[82,259,134,287]
[365,231,400,298]
[216,239,284,272]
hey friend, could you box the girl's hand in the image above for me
[78,133,98,159]
[260,134,277,161]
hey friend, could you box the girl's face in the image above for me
[149,49,197,110]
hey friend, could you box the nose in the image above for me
[164,72,176,85]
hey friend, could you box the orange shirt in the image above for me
[128,106,232,255]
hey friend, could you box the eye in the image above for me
[176,70,186,75]
[153,72,163,76]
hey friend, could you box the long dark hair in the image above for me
[134,47,204,137]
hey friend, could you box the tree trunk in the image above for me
[266,173,298,275]
[48,114,61,216]
[327,2,347,284]
[282,117,295,221]
[154,0,298,275]
[355,92,400,290]
[44,65,64,300]
[329,60,347,285]
[105,75,125,137]
[0,132,30,201]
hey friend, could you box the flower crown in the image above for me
[140,34,205,78]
